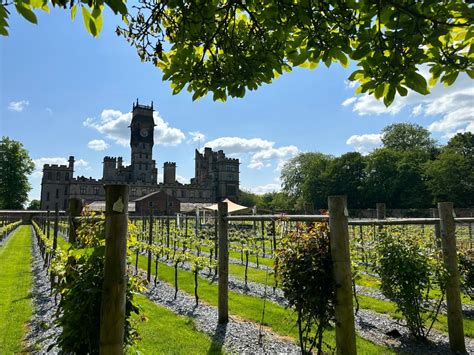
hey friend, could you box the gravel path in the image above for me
[148,255,473,353]
[23,226,61,354]
[143,274,300,354]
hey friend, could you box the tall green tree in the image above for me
[381,123,437,155]
[325,152,366,208]
[0,137,35,209]
[424,132,474,207]
[281,152,333,209]
[2,1,472,104]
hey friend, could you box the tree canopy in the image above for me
[2,1,473,104]
[0,137,35,209]
[280,127,474,209]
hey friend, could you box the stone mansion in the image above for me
[40,101,240,211]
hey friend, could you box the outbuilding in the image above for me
[134,190,180,216]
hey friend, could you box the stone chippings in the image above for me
[143,279,301,354]
[23,226,61,354]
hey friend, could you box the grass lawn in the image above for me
[132,294,223,354]
[137,255,390,354]
[0,226,33,353]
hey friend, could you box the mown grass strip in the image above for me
[137,255,390,353]
[132,294,223,354]
[0,226,33,353]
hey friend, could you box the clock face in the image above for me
[140,128,149,138]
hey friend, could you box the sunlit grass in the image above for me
[0,226,33,353]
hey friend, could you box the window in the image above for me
[65,172,69,180]
[199,191,202,198]
[145,154,148,159]
[94,186,99,195]
[63,200,67,210]
[145,164,148,170]
[139,163,142,170]
[55,189,59,198]
[80,186,87,194]
[131,188,137,195]
[140,153,142,158]
[57,172,61,180]
[64,186,68,194]
[149,201,153,207]
[46,192,50,201]
[48,171,52,180]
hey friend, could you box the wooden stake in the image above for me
[147,213,153,283]
[68,198,82,244]
[218,201,229,324]
[438,202,465,353]
[100,185,129,355]
[328,196,357,355]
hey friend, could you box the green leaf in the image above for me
[15,3,38,24]
[82,6,97,37]
[467,69,474,80]
[71,4,77,20]
[441,71,459,86]
[396,85,408,97]
[405,72,429,95]
[383,85,396,107]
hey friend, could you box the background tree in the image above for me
[424,132,474,207]
[0,137,34,209]
[27,199,41,210]
[381,123,437,155]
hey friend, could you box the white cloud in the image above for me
[87,139,109,151]
[203,136,299,170]
[176,175,189,184]
[245,183,281,195]
[342,73,474,137]
[189,131,206,143]
[32,157,89,177]
[83,109,185,146]
[346,134,382,154]
[8,100,29,112]
[342,97,357,107]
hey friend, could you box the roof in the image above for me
[86,201,136,212]
[133,190,163,202]
[180,202,214,213]
[203,198,250,214]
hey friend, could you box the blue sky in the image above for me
[1,8,473,202]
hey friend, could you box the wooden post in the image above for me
[214,210,218,260]
[100,185,129,355]
[376,203,386,220]
[430,208,442,248]
[328,196,357,355]
[68,198,82,244]
[218,201,229,324]
[438,202,466,353]
[147,213,153,283]
[53,207,59,252]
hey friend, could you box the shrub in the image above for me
[52,212,143,353]
[459,249,474,300]
[376,227,446,339]
[275,222,335,354]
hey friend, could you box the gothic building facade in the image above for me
[40,102,240,211]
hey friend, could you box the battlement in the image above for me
[103,156,117,162]
[73,176,101,183]
[164,161,176,166]
[132,99,153,111]
[43,164,69,170]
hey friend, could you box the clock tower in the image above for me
[130,100,158,184]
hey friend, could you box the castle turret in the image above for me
[163,162,176,184]
[103,156,117,181]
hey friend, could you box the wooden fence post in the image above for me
[430,208,442,248]
[328,196,357,355]
[68,198,82,244]
[438,202,466,353]
[218,201,229,324]
[147,213,153,283]
[376,203,386,220]
[100,185,129,355]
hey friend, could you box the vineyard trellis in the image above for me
[2,186,473,354]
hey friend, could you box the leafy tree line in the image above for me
[242,124,473,210]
